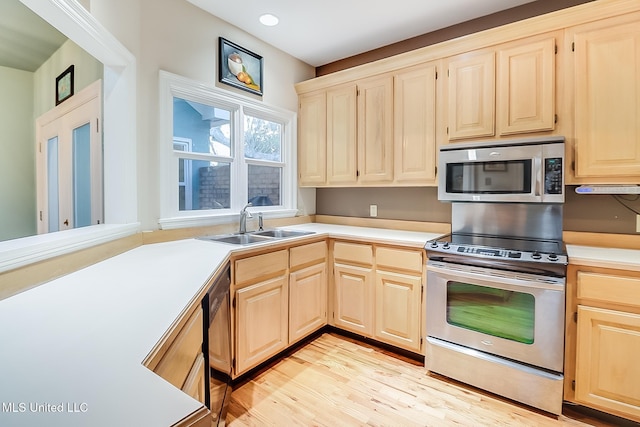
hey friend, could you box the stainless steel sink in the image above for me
[251,229,315,238]
[198,229,315,245]
[199,233,273,245]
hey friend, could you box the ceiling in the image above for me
[0,0,67,72]
[187,0,538,67]
[0,0,539,72]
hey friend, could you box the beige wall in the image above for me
[316,187,640,235]
[33,39,103,117]
[88,0,316,231]
[0,66,35,241]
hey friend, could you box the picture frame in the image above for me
[55,65,74,105]
[218,37,263,96]
[483,162,507,172]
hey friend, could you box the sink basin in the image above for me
[251,229,315,238]
[198,229,315,245]
[199,233,273,245]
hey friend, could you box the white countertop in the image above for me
[1,221,637,426]
[566,244,640,272]
[0,223,440,427]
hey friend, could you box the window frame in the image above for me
[158,71,297,230]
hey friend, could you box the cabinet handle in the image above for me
[64,219,69,226]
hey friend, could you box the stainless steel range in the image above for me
[425,138,568,415]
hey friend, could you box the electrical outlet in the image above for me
[370,204,378,217]
[636,214,640,233]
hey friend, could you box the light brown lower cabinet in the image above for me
[144,303,211,426]
[565,265,640,423]
[233,249,289,376]
[232,241,329,377]
[332,241,375,336]
[374,246,424,353]
[182,353,206,403]
[374,270,422,353]
[152,305,205,397]
[289,241,328,344]
[333,262,375,335]
[332,241,425,354]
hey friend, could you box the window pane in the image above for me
[179,159,231,211]
[244,115,281,161]
[73,123,92,228]
[248,165,281,206]
[446,281,535,344]
[173,97,232,157]
[47,137,59,232]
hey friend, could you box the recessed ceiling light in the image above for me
[259,13,279,26]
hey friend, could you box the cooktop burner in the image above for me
[425,233,568,277]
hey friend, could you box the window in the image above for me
[159,71,297,229]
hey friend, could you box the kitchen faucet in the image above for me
[239,203,253,234]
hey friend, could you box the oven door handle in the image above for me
[427,262,565,292]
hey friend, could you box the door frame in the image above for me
[36,80,103,234]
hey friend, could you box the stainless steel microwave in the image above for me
[438,136,565,203]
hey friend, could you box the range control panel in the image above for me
[426,240,567,265]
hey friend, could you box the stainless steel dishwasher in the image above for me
[202,264,232,426]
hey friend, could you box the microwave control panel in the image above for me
[544,158,563,194]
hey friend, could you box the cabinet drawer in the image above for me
[376,246,423,274]
[235,250,288,286]
[290,241,327,270]
[154,307,203,390]
[577,271,640,308]
[333,241,373,265]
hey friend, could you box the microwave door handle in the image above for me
[534,157,542,197]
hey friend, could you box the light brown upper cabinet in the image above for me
[357,75,394,184]
[446,50,496,140]
[298,91,327,186]
[327,83,358,185]
[446,33,558,141]
[497,36,556,135]
[568,12,640,181]
[299,76,395,187]
[393,62,439,184]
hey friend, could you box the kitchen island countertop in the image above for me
[0,223,441,427]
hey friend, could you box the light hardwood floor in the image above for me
[227,333,632,427]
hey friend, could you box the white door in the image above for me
[36,80,102,234]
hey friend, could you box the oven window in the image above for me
[446,281,534,344]
[445,160,532,194]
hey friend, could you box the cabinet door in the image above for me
[333,263,374,336]
[182,353,206,404]
[289,262,327,343]
[154,306,203,390]
[497,37,556,135]
[375,270,422,352]
[357,75,394,183]
[298,91,326,186]
[447,51,495,140]
[394,63,438,183]
[572,16,640,179]
[327,84,358,184]
[575,306,640,421]
[235,275,288,375]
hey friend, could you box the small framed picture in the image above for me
[218,38,263,96]
[56,65,74,105]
